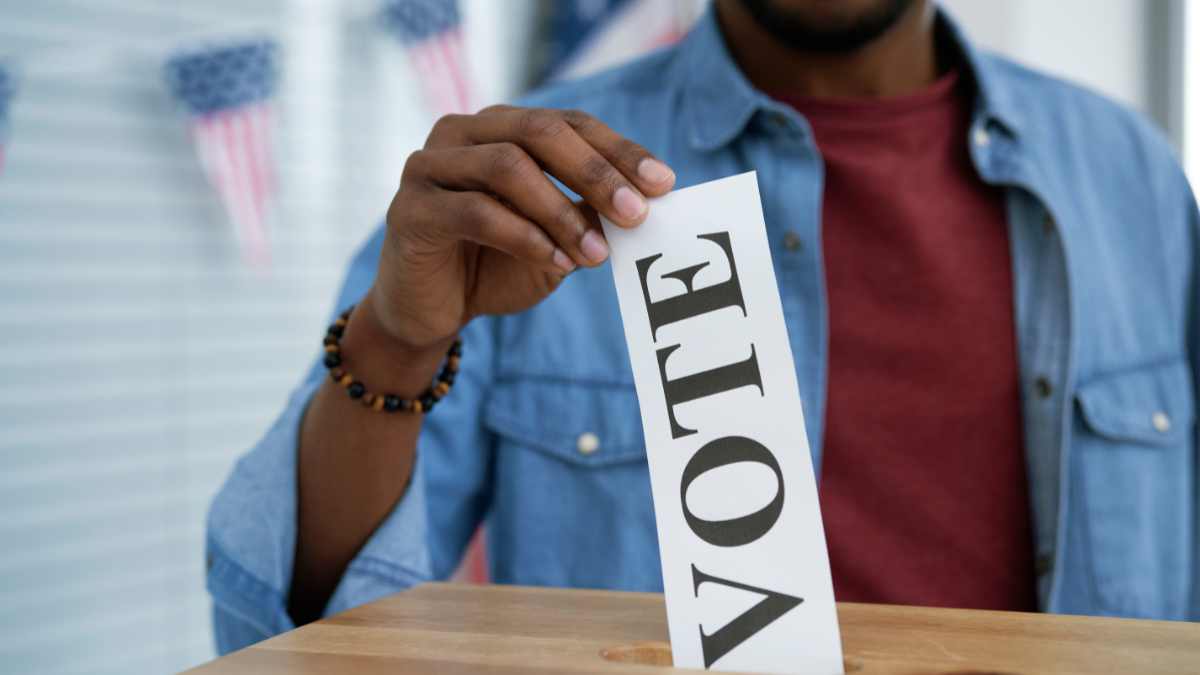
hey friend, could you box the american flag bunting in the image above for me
[383,0,475,115]
[165,40,279,266]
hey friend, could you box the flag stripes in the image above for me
[409,26,473,114]
[191,102,274,265]
[383,0,475,116]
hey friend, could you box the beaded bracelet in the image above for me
[322,305,461,414]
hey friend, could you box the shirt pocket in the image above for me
[1076,358,1194,446]
[481,378,661,589]
[483,378,647,467]
[1072,357,1195,618]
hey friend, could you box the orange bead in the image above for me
[372,396,385,412]
[339,374,353,387]
[412,400,423,413]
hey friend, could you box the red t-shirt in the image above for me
[778,72,1037,611]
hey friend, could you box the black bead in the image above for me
[323,353,341,368]
[327,324,344,338]
[438,370,456,385]
[419,394,436,411]
[348,381,365,399]
[383,395,403,412]
[449,341,462,357]
[323,335,338,346]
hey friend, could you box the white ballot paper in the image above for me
[602,172,843,674]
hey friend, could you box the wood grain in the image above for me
[187,583,1200,674]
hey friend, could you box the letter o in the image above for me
[680,435,784,547]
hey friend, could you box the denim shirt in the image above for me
[207,7,1199,653]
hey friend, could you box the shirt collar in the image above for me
[680,5,1026,151]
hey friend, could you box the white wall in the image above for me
[1184,0,1200,184]
[465,0,540,102]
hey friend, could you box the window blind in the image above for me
[0,0,432,672]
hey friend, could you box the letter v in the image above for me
[691,564,804,668]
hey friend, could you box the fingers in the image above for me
[424,107,675,230]
[560,109,675,197]
[409,144,609,267]
[428,187,575,275]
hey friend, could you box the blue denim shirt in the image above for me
[207,8,1199,653]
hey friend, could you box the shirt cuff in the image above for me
[206,379,319,642]
[207,373,437,647]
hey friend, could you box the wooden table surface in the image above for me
[187,582,1199,674]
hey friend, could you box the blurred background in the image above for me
[0,1,1196,673]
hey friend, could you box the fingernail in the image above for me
[552,248,576,273]
[613,186,647,221]
[638,158,675,185]
[580,230,609,263]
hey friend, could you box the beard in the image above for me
[735,0,918,53]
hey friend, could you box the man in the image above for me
[207,0,1198,652]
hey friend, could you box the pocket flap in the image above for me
[484,378,647,467]
[1075,358,1195,446]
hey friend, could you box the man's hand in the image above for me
[369,105,676,352]
[290,107,674,625]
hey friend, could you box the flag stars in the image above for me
[165,40,278,116]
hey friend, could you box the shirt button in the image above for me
[577,432,600,455]
[973,126,991,147]
[1043,214,1055,235]
[1034,553,1054,576]
[782,230,802,252]
[1034,376,1053,399]
[1151,411,1171,433]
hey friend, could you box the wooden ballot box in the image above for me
[187,582,1199,674]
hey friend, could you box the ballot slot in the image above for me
[602,172,844,674]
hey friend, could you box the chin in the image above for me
[736,0,918,52]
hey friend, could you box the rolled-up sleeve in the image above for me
[205,224,496,653]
